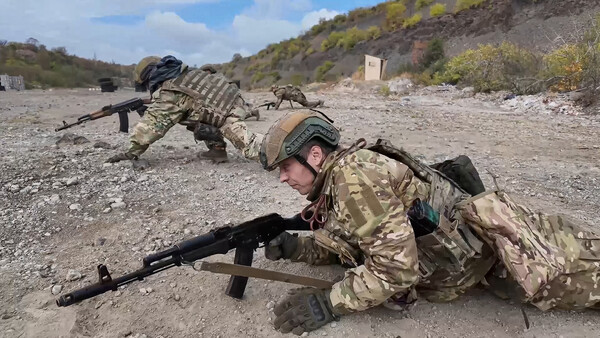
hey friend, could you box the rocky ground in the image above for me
[0,84,599,338]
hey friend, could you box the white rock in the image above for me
[49,194,60,204]
[69,203,82,211]
[137,175,149,182]
[110,201,126,209]
[102,163,113,168]
[388,78,414,95]
[103,208,111,213]
[66,177,79,186]
[51,284,63,295]
[66,269,82,281]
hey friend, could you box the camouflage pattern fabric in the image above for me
[272,85,321,109]
[289,145,600,314]
[128,89,262,160]
[457,190,600,310]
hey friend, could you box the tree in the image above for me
[26,37,40,47]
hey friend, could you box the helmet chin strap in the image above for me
[294,154,318,178]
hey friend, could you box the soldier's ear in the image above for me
[308,145,325,166]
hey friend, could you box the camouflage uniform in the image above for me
[287,142,600,314]
[128,65,262,160]
[272,85,323,110]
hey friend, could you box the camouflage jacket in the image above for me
[293,143,600,313]
[273,85,302,100]
[291,145,494,313]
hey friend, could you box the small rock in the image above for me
[301,333,308,337]
[103,207,112,213]
[69,203,82,211]
[174,294,181,301]
[51,284,63,295]
[66,177,79,186]
[93,141,113,149]
[131,159,151,171]
[266,301,275,310]
[139,288,148,294]
[137,175,149,183]
[56,133,89,146]
[111,201,126,209]
[95,301,103,309]
[330,322,337,328]
[66,269,82,281]
[103,163,113,168]
[49,194,61,204]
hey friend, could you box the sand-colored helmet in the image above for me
[133,56,161,84]
[260,111,340,171]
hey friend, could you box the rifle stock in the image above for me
[56,213,310,307]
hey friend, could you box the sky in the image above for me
[0,0,383,66]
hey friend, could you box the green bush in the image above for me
[455,0,486,12]
[403,14,422,29]
[430,3,446,17]
[321,31,345,51]
[251,71,266,84]
[420,38,445,69]
[367,26,382,40]
[321,27,370,51]
[315,61,335,82]
[379,84,391,96]
[437,42,541,93]
[416,0,434,10]
[305,47,315,56]
[290,74,304,86]
[338,27,369,50]
[542,14,600,93]
[384,2,407,31]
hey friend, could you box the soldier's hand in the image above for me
[265,232,298,261]
[106,152,137,163]
[273,287,339,335]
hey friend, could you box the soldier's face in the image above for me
[278,146,325,195]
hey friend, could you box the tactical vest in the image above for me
[314,139,488,279]
[368,139,488,278]
[162,69,241,113]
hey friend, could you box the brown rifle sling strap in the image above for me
[199,262,334,289]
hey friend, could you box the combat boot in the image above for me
[197,146,228,163]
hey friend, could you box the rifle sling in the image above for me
[199,262,334,289]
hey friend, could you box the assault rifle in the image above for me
[257,101,276,110]
[55,97,148,133]
[56,213,312,307]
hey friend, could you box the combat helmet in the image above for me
[133,56,161,85]
[260,111,340,173]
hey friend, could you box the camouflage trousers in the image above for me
[457,190,600,311]
[128,89,263,160]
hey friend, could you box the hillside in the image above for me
[219,0,600,89]
[0,40,133,89]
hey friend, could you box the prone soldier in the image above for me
[271,84,324,110]
[258,111,600,335]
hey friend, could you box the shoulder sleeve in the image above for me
[327,153,428,313]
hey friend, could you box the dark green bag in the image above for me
[431,155,485,196]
